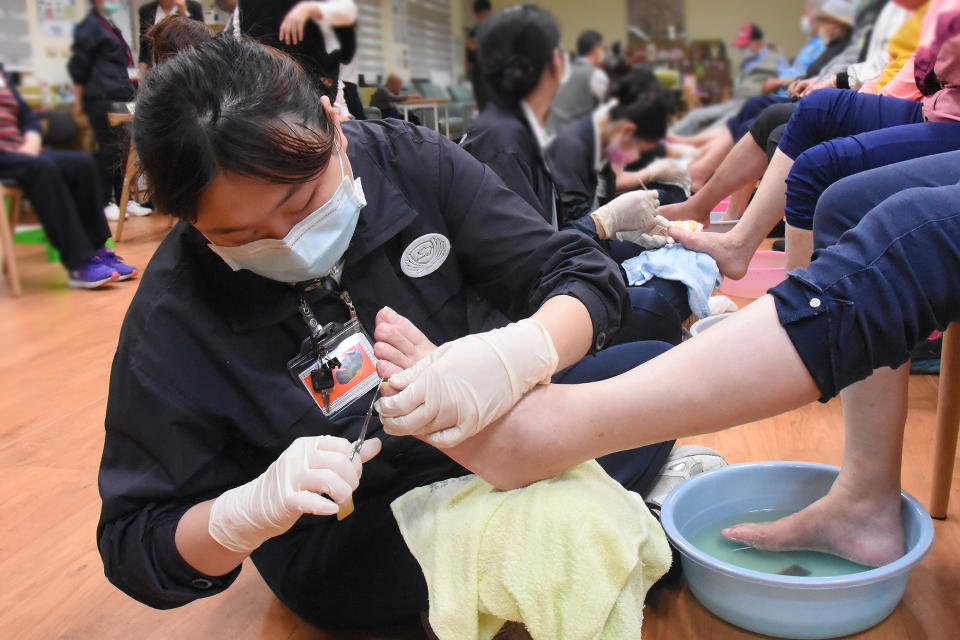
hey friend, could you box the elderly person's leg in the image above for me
[659,133,768,224]
[672,91,926,278]
[688,128,735,193]
[660,103,797,224]
[442,184,960,569]
[784,127,960,270]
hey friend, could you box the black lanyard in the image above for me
[295,278,357,395]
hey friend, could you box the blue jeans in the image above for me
[785,122,960,230]
[554,340,676,494]
[778,89,923,160]
[770,153,960,400]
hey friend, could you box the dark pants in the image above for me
[343,82,365,120]
[785,121,960,229]
[383,107,421,127]
[254,340,675,631]
[770,152,960,401]
[727,94,793,141]
[0,149,110,269]
[778,89,923,160]
[83,98,128,205]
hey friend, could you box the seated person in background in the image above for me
[0,67,135,288]
[670,22,786,136]
[370,73,422,125]
[548,72,690,259]
[546,29,610,133]
[97,36,681,636]
[462,5,691,344]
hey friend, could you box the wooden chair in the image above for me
[0,183,23,297]
[108,110,137,242]
[931,324,960,519]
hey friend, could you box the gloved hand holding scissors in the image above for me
[208,435,381,553]
[377,318,559,448]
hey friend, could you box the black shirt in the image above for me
[97,120,628,627]
[240,0,355,100]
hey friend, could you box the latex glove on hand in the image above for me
[616,214,676,249]
[645,158,692,189]
[208,435,381,553]
[590,189,660,240]
[377,319,559,448]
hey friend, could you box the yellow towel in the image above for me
[391,461,671,640]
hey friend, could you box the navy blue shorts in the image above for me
[770,165,960,400]
[785,122,960,230]
[778,89,923,160]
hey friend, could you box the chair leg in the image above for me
[114,142,138,242]
[931,324,960,519]
[0,188,23,297]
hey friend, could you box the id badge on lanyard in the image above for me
[286,291,380,417]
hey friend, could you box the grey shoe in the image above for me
[644,444,727,509]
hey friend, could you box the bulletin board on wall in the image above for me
[0,0,33,71]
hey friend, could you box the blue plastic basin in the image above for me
[660,461,934,639]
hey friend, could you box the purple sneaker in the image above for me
[97,247,138,281]
[68,255,119,289]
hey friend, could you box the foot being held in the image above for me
[373,306,437,382]
[659,199,711,225]
[721,484,905,568]
[669,227,752,280]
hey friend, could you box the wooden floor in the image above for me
[1,215,957,639]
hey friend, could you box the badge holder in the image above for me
[287,317,380,417]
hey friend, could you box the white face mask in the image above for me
[207,140,366,283]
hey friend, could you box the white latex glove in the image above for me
[590,189,660,240]
[645,158,691,187]
[209,435,381,553]
[377,318,559,448]
[616,215,676,249]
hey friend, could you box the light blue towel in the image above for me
[622,244,722,318]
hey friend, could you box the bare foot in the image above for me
[660,200,711,224]
[721,484,905,568]
[669,227,752,279]
[373,306,437,382]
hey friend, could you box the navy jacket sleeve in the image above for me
[68,20,98,85]
[434,133,628,346]
[98,351,242,607]
[3,72,42,137]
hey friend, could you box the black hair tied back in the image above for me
[476,4,560,105]
[134,36,335,222]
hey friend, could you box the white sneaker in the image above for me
[644,444,727,509]
[126,200,153,216]
[103,202,120,221]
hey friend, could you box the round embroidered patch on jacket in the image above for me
[400,233,450,278]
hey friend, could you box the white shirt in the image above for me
[521,99,559,228]
[589,68,610,102]
[154,4,179,25]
